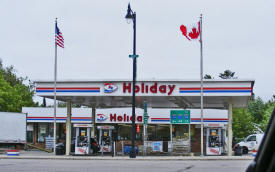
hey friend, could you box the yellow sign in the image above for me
[80,130,86,136]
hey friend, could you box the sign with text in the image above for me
[170,110,190,124]
[143,101,148,124]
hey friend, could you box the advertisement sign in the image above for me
[206,147,221,155]
[152,141,163,152]
[170,110,190,124]
[75,146,89,155]
[40,127,46,134]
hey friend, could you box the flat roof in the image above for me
[34,79,254,109]
[34,79,255,83]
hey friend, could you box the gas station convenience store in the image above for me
[30,79,254,156]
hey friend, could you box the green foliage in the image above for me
[233,95,275,138]
[204,74,213,79]
[248,97,266,123]
[233,108,255,138]
[259,100,275,131]
[0,74,21,112]
[219,70,237,79]
[0,59,37,112]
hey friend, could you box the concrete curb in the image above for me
[0,155,254,161]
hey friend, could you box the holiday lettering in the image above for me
[123,82,175,95]
[110,113,143,122]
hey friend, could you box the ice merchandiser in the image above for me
[206,127,226,155]
[74,124,93,155]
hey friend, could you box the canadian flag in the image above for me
[180,22,200,41]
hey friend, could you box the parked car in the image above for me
[236,133,264,154]
[55,138,100,155]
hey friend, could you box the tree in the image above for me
[219,70,237,79]
[259,96,275,131]
[0,74,22,112]
[233,95,275,138]
[204,74,213,79]
[233,108,255,138]
[0,59,37,112]
[248,97,266,123]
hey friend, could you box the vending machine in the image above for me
[206,127,226,155]
[74,124,93,155]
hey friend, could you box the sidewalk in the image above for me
[0,150,254,161]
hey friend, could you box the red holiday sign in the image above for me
[123,82,175,95]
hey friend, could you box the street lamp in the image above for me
[125,3,137,158]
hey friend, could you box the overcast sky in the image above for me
[1,0,274,102]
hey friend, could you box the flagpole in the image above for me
[53,18,58,155]
[200,14,204,156]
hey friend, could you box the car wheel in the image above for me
[242,147,248,154]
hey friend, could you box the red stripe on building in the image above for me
[179,87,252,90]
[191,118,228,120]
[27,117,91,119]
[36,87,100,90]
[151,118,170,120]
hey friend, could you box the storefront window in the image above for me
[37,123,54,143]
[37,123,47,142]
[172,124,189,140]
[117,124,143,141]
[147,124,170,141]
[117,124,130,140]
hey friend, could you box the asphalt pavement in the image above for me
[0,159,252,172]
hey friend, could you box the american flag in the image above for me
[55,23,64,48]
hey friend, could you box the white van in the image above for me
[237,134,264,154]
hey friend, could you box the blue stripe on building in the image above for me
[180,90,251,93]
[36,90,100,93]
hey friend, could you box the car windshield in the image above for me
[244,136,250,142]
[245,135,256,142]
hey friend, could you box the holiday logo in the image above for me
[104,83,118,93]
[97,114,108,122]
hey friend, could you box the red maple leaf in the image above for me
[180,25,190,41]
[188,27,200,39]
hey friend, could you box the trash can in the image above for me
[234,146,242,156]
[56,143,65,155]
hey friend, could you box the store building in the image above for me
[33,79,254,155]
[23,107,228,155]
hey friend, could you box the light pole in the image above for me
[125,3,137,158]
